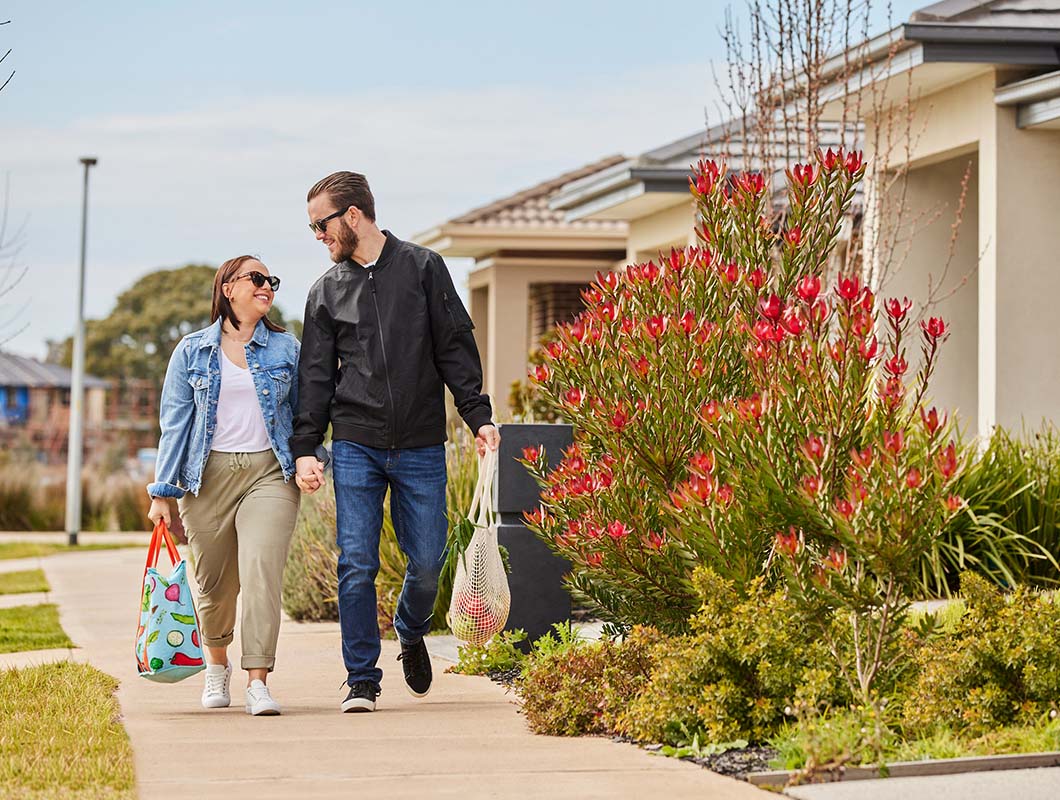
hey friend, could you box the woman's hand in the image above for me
[148,497,172,526]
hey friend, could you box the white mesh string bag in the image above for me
[448,447,510,645]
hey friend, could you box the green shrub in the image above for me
[450,629,527,676]
[898,572,1060,738]
[924,425,1060,596]
[618,568,849,745]
[517,625,663,737]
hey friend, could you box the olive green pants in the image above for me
[178,450,300,671]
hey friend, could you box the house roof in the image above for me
[413,156,630,259]
[0,351,109,389]
[447,155,629,230]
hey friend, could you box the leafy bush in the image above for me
[924,425,1060,596]
[517,625,663,737]
[618,568,849,745]
[898,572,1060,738]
[449,629,528,676]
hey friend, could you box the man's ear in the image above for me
[346,205,360,227]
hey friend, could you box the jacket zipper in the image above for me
[368,269,397,449]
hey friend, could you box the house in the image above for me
[0,351,108,459]
[414,156,629,410]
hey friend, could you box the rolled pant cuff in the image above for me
[203,632,234,648]
[241,654,276,672]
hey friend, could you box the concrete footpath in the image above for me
[26,546,768,800]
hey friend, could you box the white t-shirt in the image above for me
[211,348,272,453]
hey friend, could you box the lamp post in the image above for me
[65,156,97,546]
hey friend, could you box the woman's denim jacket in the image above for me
[147,318,300,499]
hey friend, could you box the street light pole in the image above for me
[65,156,97,546]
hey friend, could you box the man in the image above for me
[291,171,499,713]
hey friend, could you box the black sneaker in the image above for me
[397,638,433,697]
[341,681,380,713]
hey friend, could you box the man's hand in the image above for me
[475,424,501,457]
[296,455,325,494]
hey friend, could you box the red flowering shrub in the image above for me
[521,152,965,665]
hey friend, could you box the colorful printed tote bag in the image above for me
[135,520,206,683]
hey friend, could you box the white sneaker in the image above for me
[245,679,281,716]
[201,662,231,709]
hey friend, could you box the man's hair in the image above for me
[307,171,376,221]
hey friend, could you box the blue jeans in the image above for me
[332,440,448,686]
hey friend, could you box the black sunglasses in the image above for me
[229,271,280,292]
[309,206,350,235]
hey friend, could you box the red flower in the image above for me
[530,364,550,383]
[830,340,846,362]
[643,315,666,340]
[607,521,630,541]
[690,158,721,195]
[835,498,855,520]
[696,321,717,344]
[568,320,586,342]
[646,531,666,550]
[680,310,697,336]
[785,227,802,247]
[781,308,806,336]
[883,430,904,456]
[885,297,911,323]
[596,470,613,490]
[921,316,948,341]
[564,387,584,407]
[690,358,706,377]
[747,268,766,290]
[700,400,722,424]
[585,552,603,567]
[935,442,958,479]
[945,494,963,513]
[632,356,650,378]
[716,484,735,506]
[920,406,945,436]
[836,274,861,301]
[845,150,864,174]
[737,172,766,195]
[582,286,602,305]
[851,309,874,337]
[610,406,629,431]
[802,475,821,497]
[859,336,879,360]
[811,300,829,324]
[884,355,908,377]
[666,248,686,274]
[825,547,848,571]
[721,262,739,283]
[620,316,637,336]
[759,294,783,320]
[584,521,602,540]
[905,468,923,489]
[597,270,621,292]
[796,274,821,304]
[802,434,825,462]
[792,162,815,185]
[823,147,840,171]
[521,446,540,462]
[851,447,874,469]
[686,474,714,502]
[566,454,586,473]
[774,527,800,557]
[753,319,777,342]
[598,302,619,323]
[544,341,565,360]
[668,489,688,511]
[689,451,715,476]
[736,394,763,421]
[523,508,543,526]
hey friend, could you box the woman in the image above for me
[147,255,301,716]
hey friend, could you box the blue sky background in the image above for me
[1,0,923,358]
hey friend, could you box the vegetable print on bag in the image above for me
[135,520,207,682]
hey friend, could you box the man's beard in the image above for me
[331,217,360,263]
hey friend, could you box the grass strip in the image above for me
[0,542,140,561]
[0,569,49,595]
[0,661,135,799]
[0,604,74,654]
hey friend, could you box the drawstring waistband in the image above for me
[228,452,252,472]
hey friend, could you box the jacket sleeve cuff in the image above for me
[463,408,495,435]
[147,482,185,500]
[290,436,322,460]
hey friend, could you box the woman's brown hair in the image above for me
[211,255,286,333]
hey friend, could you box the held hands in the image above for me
[475,424,501,457]
[296,455,325,494]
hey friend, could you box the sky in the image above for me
[0,0,924,360]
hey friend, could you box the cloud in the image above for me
[1,62,720,357]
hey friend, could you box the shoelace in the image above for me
[204,669,228,696]
[247,684,273,703]
[398,645,429,673]
[340,680,380,696]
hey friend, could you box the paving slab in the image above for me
[785,765,1060,800]
[37,546,770,799]
[0,647,86,670]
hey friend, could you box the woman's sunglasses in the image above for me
[228,271,281,292]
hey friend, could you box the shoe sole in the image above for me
[341,698,376,713]
[245,705,281,716]
[404,682,431,699]
[202,697,231,709]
